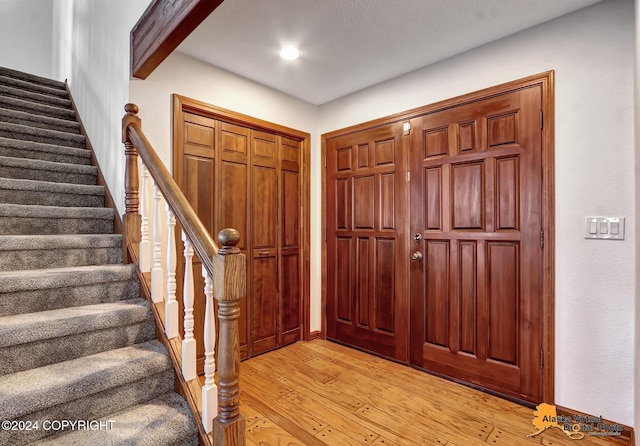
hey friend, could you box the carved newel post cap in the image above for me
[124,103,139,115]
[218,228,240,254]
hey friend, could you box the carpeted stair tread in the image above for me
[0,85,71,110]
[35,393,199,446]
[0,121,85,148]
[0,203,113,235]
[0,95,76,121]
[0,264,136,293]
[2,373,175,446]
[0,339,172,420]
[0,155,96,184]
[0,75,69,99]
[0,234,123,271]
[0,136,91,165]
[0,233,121,251]
[0,299,152,348]
[0,177,104,207]
[0,300,156,375]
[0,67,66,90]
[0,107,80,134]
[0,264,139,317]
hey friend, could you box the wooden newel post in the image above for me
[213,228,246,446]
[122,103,142,263]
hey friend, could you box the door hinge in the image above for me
[324,227,327,241]
[407,172,411,182]
[540,349,544,368]
[540,229,544,248]
[403,121,411,135]
[539,110,543,129]
[324,154,327,168]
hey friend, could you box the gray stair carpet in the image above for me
[0,67,198,445]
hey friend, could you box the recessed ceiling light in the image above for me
[279,45,299,61]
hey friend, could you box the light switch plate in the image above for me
[584,217,625,240]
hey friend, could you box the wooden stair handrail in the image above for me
[122,103,246,446]
[122,103,218,273]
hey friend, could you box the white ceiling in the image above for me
[177,0,601,105]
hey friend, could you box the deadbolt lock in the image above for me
[414,233,422,241]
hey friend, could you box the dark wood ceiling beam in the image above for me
[131,0,224,79]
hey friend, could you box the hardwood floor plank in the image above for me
[263,346,493,444]
[301,341,542,437]
[242,392,327,446]
[243,362,390,444]
[239,341,630,446]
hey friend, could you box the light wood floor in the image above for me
[240,340,628,446]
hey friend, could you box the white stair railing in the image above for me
[165,206,178,339]
[181,233,197,381]
[201,267,218,433]
[151,180,163,303]
[139,161,150,272]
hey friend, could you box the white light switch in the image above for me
[599,221,608,234]
[585,217,625,240]
[611,221,620,235]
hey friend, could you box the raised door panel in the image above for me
[252,130,277,168]
[281,252,300,345]
[251,256,278,354]
[252,166,277,250]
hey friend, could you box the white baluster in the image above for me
[138,162,151,273]
[164,205,178,339]
[151,180,163,303]
[181,232,196,381]
[201,266,218,433]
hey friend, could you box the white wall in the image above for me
[52,0,150,215]
[51,0,73,83]
[0,0,53,79]
[634,0,640,442]
[320,0,635,427]
[129,51,318,168]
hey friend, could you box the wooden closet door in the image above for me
[175,98,306,362]
[217,121,250,359]
[280,136,302,345]
[326,122,409,361]
[250,130,279,355]
[408,86,543,402]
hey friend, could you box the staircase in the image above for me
[0,67,199,445]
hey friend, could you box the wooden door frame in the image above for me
[172,94,312,342]
[321,71,555,403]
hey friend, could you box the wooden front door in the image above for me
[408,86,544,402]
[326,123,409,361]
